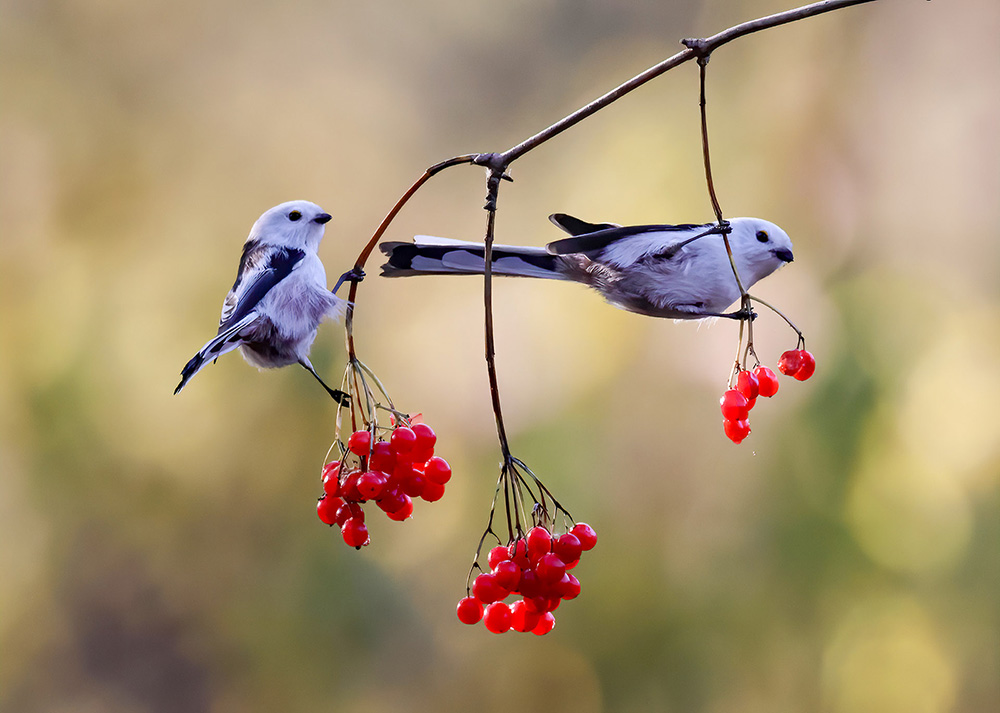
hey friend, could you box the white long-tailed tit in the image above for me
[379,214,793,319]
[175,200,359,400]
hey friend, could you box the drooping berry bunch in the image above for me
[317,420,451,547]
[720,347,816,444]
[457,522,597,635]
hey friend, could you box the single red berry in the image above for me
[340,470,363,502]
[535,553,567,585]
[400,470,426,499]
[347,430,371,456]
[390,427,417,454]
[571,523,598,551]
[488,545,510,570]
[736,370,760,400]
[526,526,552,558]
[524,595,560,613]
[778,349,804,377]
[510,600,542,633]
[456,596,484,625]
[493,560,521,590]
[316,495,343,525]
[720,389,750,421]
[746,396,757,411]
[472,573,506,603]
[369,441,396,472]
[341,517,369,548]
[322,470,341,497]
[376,487,407,514]
[423,457,452,485]
[411,423,437,451]
[508,538,531,569]
[754,366,780,397]
[552,533,583,565]
[385,495,414,521]
[557,573,581,600]
[793,349,816,381]
[335,501,364,527]
[483,602,512,634]
[723,418,751,444]
[531,611,556,636]
[357,471,385,500]
[420,479,445,502]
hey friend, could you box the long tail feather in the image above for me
[174,313,257,394]
[380,237,565,280]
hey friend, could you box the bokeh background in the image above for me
[2,0,998,711]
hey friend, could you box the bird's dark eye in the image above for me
[756,230,769,243]
[288,210,302,222]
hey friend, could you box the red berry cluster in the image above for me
[316,423,451,548]
[721,349,815,444]
[456,522,597,635]
[777,348,816,381]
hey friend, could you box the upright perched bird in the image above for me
[380,214,793,319]
[175,200,350,399]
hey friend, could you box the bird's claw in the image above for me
[331,389,351,406]
[332,267,366,295]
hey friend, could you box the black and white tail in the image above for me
[379,237,566,280]
[174,313,256,395]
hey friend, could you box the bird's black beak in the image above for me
[313,213,332,225]
[773,248,794,263]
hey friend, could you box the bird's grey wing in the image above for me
[218,243,305,333]
[545,222,710,257]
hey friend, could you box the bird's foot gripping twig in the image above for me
[333,267,366,295]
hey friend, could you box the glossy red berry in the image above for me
[736,370,760,400]
[390,427,417,454]
[316,495,343,525]
[385,495,414,521]
[341,517,369,548]
[357,471,385,499]
[472,573,506,603]
[423,456,452,485]
[720,389,750,421]
[347,430,371,456]
[754,366,780,397]
[369,441,396,472]
[488,545,510,569]
[794,350,816,381]
[510,599,542,633]
[724,418,751,444]
[535,553,567,585]
[493,560,521,590]
[552,533,583,565]
[778,349,804,377]
[420,479,445,502]
[457,596,484,625]
[508,539,531,569]
[322,470,341,497]
[340,470,363,502]
[335,501,364,527]
[571,523,598,551]
[376,487,408,514]
[531,611,556,636]
[557,573,581,600]
[411,423,437,451]
[526,526,552,558]
[483,602,512,634]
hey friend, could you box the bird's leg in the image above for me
[332,267,366,295]
[714,306,757,321]
[299,359,351,404]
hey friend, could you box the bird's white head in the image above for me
[248,200,333,252]
[728,217,794,287]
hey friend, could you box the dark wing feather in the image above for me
[545,223,709,256]
[218,244,305,332]
[548,213,621,236]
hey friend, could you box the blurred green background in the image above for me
[2,0,998,711]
